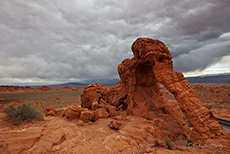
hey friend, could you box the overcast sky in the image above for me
[0,0,230,85]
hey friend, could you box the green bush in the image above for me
[90,116,96,122]
[5,103,43,125]
[61,135,66,142]
[164,139,174,150]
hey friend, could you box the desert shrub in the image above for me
[61,135,66,142]
[164,139,174,150]
[90,116,96,122]
[5,103,43,125]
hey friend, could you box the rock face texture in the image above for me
[81,84,108,109]
[81,38,226,144]
[0,126,43,154]
[65,106,84,119]
[130,38,225,143]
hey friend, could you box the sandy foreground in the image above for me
[0,113,229,154]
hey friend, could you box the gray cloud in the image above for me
[0,0,230,84]
[173,34,230,72]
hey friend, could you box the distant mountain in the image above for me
[186,73,230,83]
[30,73,230,88]
[82,79,119,86]
[45,79,120,88]
[44,82,87,88]
[62,82,86,86]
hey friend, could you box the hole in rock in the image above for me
[160,84,193,128]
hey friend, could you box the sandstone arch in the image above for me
[81,38,227,143]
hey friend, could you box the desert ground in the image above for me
[0,83,229,154]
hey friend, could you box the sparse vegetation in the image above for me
[0,89,83,109]
[164,139,174,150]
[61,135,66,142]
[90,116,96,122]
[5,103,43,125]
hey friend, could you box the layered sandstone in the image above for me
[130,38,226,142]
[81,38,228,144]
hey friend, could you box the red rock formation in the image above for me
[94,108,109,119]
[45,107,66,117]
[81,84,108,109]
[107,105,119,117]
[79,110,95,122]
[81,38,228,144]
[210,87,221,93]
[66,106,84,119]
[38,86,52,91]
[0,86,36,92]
[132,38,227,143]
[109,120,121,130]
[0,126,43,153]
[194,84,206,89]
[0,85,54,92]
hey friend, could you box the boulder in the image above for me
[95,108,109,119]
[109,120,121,130]
[45,108,66,117]
[79,110,95,122]
[194,84,206,89]
[77,120,84,126]
[45,107,58,116]
[46,110,56,116]
[66,106,83,119]
[107,105,119,117]
[81,83,108,109]
[55,109,66,117]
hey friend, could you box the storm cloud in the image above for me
[0,0,230,84]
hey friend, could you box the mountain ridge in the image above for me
[1,73,229,87]
[185,73,230,83]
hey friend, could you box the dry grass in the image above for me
[5,103,44,125]
[0,89,83,109]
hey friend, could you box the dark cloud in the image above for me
[173,34,230,72]
[0,0,230,84]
